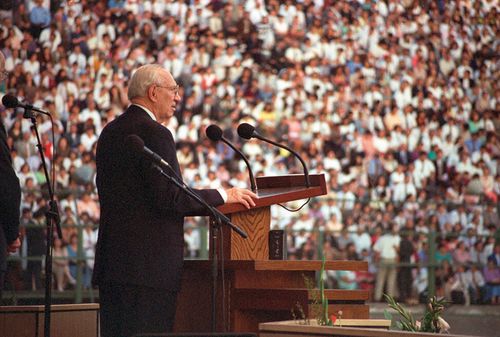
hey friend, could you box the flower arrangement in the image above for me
[384,294,451,333]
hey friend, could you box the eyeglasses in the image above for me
[0,71,9,81]
[155,83,180,95]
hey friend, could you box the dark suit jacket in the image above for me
[488,253,500,267]
[93,105,223,291]
[0,120,21,272]
[394,150,412,166]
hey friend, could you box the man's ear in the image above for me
[147,85,158,102]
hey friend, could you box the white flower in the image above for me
[437,317,450,332]
[415,320,421,330]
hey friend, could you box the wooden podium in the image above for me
[174,174,369,333]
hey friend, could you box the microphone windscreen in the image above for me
[237,123,255,139]
[126,134,145,154]
[2,94,19,108]
[206,124,223,141]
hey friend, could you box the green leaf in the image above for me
[319,255,329,325]
[402,321,417,332]
[384,309,393,321]
[384,294,418,331]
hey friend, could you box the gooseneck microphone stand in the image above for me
[152,164,247,333]
[24,107,63,337]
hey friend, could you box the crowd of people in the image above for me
[0,0,499,305]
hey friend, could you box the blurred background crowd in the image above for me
[0,0,499,305]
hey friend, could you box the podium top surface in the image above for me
[218,174,327,214]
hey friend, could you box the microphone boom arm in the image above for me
[253,134,311,188]
[221,136,257,192]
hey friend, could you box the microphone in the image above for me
[2,94,51,117]
[126,134,173,171]
[206,124,257,192]
[237,123,310,187]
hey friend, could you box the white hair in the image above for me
[127,64,165,100]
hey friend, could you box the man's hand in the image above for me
[7,238,21,254]
[225,188,257,209]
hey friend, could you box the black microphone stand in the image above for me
[24,108,63,337]
[151,164,247,333]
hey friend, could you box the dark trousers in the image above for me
[28,261,42,290]
[398,267,413,302]
[0,270,4,300]
[99,282,178,337]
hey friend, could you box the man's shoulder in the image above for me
[99,106,168,147]
[103,105,152,128]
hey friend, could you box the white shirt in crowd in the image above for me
[374,232,401,259]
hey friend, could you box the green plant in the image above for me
[302,272,320,324]
[318,255,333,326]
[300,255,333,326]
[384,294,450,333]
[421,296,449,333]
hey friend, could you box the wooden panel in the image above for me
[308,289,370,301]
[0,305,99,337]
[232,289,368,310]
[319,304,369,319]
[48,310,98,337]
[253,260,368,272]
[174,267,227,332]
[183,260,368,272]
[0,312,37,337]
[230,288,369,332]
[232,290,308,311]
[232,270,314,288]
[221,207,271,260]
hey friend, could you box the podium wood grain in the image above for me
[217,174,326,261]
[223,207,271,260]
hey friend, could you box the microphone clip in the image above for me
[23,105,38,120]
